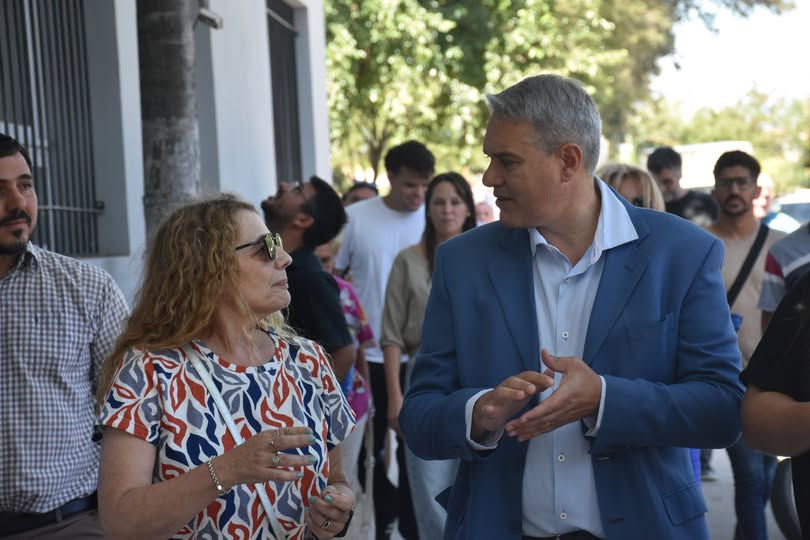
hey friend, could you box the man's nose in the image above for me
[6,185,27,209]
[482,165,498,187]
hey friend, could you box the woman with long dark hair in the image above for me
[380,172,477,538]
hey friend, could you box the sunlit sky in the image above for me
[650,2,810,115]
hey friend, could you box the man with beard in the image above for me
[0,133,128,538]
[707,150,784,540]
[261,176,355,382]
[647,146,717,227]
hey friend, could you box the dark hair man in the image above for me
[334,139,435,539]
[707,150,785,539]
[261,175,355,381]
[647,145,717,227]
[399,75,743,539]
[0,133,128,538]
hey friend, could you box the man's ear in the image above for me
[557,143,583,180]
[292,212,314,230]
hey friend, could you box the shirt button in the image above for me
[557,453,565,462]
[560,511,568,520]
[561,331,569,339]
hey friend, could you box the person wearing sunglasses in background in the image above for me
[706,151,786,540]
[261,176,356,386]
[597,161,704,485]
[96,195,356,539]
[597,162,665,212]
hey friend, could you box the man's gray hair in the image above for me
[486,74,602,174]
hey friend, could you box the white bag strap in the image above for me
[183,343,288,540]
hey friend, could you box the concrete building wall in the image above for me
[74,0,331,303]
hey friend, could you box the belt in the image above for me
[523,532,601,540]
[0,492,97,537]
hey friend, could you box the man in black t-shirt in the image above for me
[262,176,355,382]
[647,146,717,228]
[742,270,810,539]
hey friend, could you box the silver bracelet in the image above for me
[207,458,226,496]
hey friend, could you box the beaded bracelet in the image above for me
[207,458,226,496]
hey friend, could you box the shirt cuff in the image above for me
[582,375,606,437]
[465,389,504,450]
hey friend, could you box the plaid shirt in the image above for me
[0,243,128,512]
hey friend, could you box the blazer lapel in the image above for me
[583,206,651,363]
[487,227,540,372]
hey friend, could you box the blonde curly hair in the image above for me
[597,162,665,212]
[97,194,296,404]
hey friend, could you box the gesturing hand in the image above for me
[471,371,554,443]
[306,482,354,539]
[505,349,602,442]
[215,426,318,489]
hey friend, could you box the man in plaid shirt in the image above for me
[0,133,128,538]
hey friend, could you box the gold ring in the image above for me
[272,453,280,466]
[321,519,331,529]
[274,429,282,438]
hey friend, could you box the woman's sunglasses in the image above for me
[235,232,283,261]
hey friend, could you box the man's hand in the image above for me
[471,371,554,443]
[505,349,602,442]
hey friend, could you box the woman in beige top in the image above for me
[380,172,477,539]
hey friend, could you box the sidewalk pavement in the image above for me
[703,448,785,539]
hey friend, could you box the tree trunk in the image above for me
[137,0,200,240]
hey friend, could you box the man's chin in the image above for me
[0,238,28,256]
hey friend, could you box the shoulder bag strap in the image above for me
[727,223,769,307]
[183,343,288,540]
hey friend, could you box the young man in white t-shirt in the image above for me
[334,140,434,540]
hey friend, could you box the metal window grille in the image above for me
[0,0,100,257]
[267,0,302,184]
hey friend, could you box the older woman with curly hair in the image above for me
[96,195,355,539]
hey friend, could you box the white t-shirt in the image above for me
[335,197,425,364]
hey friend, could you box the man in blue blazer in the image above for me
[399,74,743,540]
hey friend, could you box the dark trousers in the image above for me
[727,437,777,540]
[368,362,418,539]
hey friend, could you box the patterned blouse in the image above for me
[99,330,356,539]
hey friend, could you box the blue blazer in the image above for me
[399,201,744,540]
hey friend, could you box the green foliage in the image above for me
[325,0,795,178]
[631,91,810,191]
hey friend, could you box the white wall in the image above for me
[294,0,332,181]
[81,0,332,304]
[83,0,145,303]
[206,0,278,206]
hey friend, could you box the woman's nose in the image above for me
[276,248,292,269]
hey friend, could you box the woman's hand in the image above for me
[215,426,317,489]
[305,482,355,539]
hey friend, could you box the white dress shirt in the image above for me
[465,179,638,537]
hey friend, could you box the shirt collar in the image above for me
[528,177,639,263]
[1,242,39,281]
